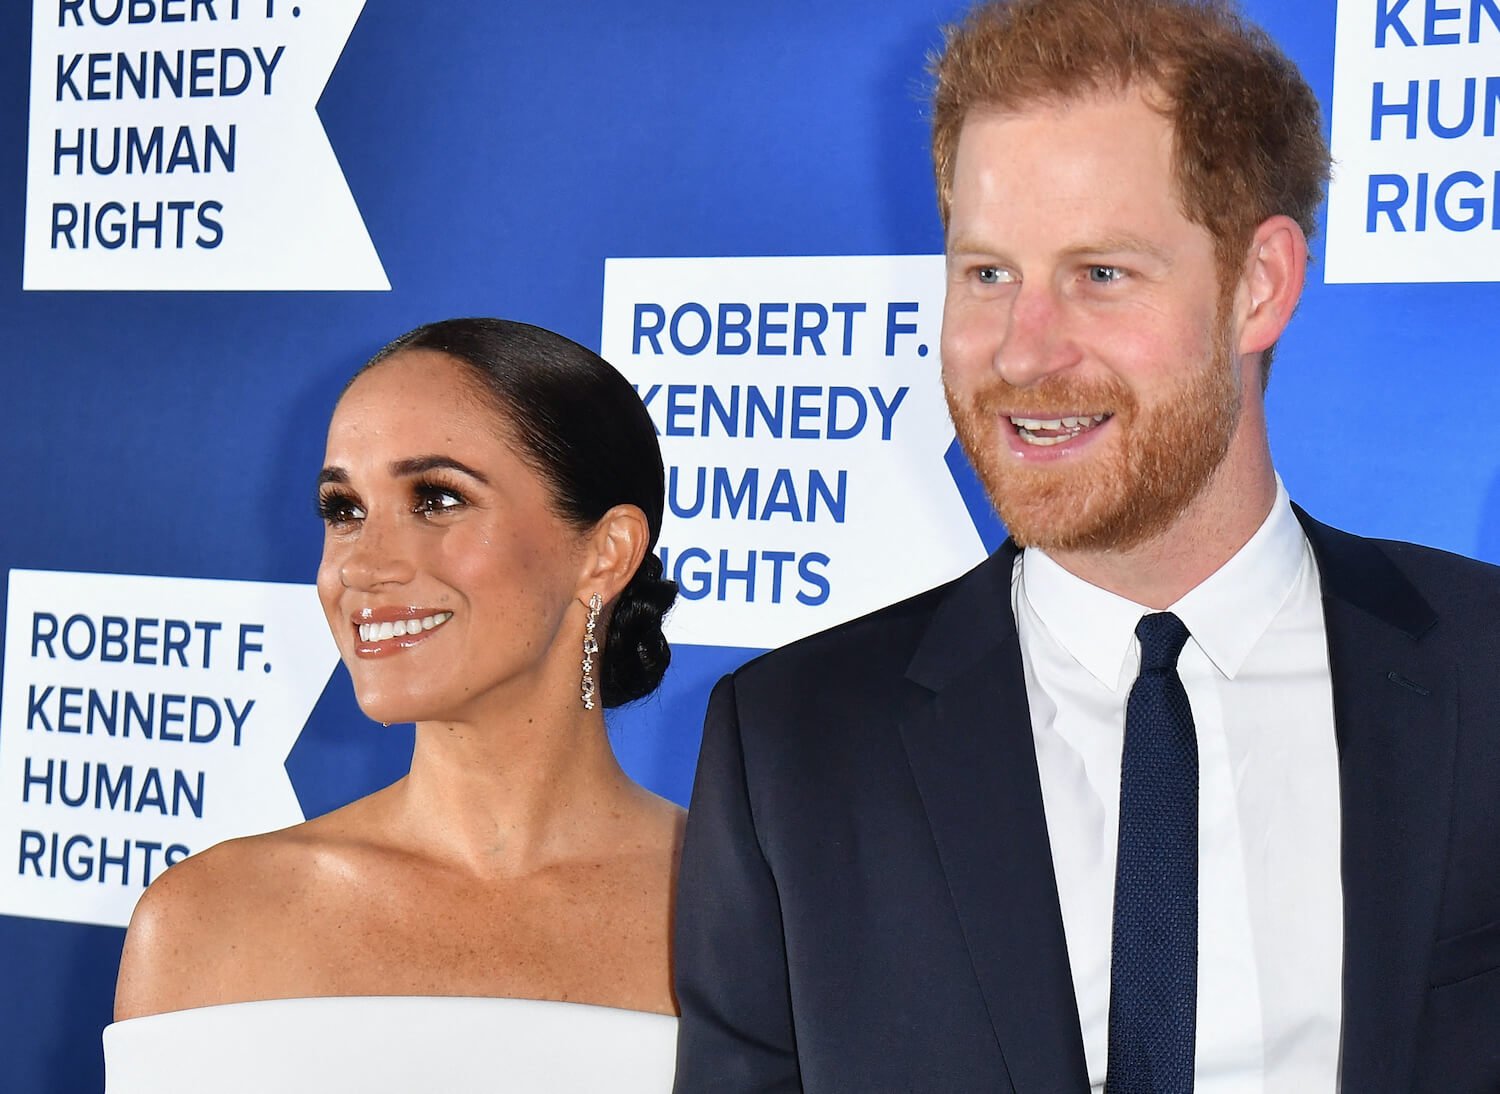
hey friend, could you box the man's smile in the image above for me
[1008,412,1112,446]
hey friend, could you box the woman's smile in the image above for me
[351,608,456,657]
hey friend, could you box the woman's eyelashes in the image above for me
[410,477,468,517]
[317,488,365,526]
[317,477,472,527]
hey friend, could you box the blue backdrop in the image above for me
[2,1,1498,1090]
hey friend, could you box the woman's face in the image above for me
[315,349,590,726]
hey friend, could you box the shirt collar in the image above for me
[1019,476,1306,690]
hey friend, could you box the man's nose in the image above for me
[994,283,1081,388]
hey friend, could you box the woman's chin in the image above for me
[353,693,428,727]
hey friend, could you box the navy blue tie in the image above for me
[1105,612,1198,1094]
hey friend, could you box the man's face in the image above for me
[940,86,1250,553]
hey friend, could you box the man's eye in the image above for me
[976,266,1008,285]
[1087,265,1125,284]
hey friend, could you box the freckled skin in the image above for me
[115,351,684,1019]
[118,798,685,1015]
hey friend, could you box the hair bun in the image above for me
[601,553,678,707]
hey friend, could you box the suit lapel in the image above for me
[895,514,1458,1092]
[1298,509,1457,1093]
[898,544,1090,1094]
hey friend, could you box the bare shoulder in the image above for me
[113,806,369,1021]
[645,787,687,829]
[624,785,687,862]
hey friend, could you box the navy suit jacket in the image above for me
[673,510,1500,1092]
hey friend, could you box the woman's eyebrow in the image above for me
[390,455,491,484]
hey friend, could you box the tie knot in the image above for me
[1134,611,1190,672]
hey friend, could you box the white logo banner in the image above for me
[1325,0,1500,282]
[601,255,986,651]
[24,0,387,291]
[0,569,338,928]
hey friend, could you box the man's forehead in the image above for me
[954,80,1172,140]
[949,91,1181,210]
[943,99,1207,261]
[951,95,1174,186]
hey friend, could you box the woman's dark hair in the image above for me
[359,317,677,707]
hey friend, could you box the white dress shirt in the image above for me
[1012,479,1344,1092]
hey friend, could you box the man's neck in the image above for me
[1043,460,1279,610]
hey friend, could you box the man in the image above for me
[672,0,1500,1091]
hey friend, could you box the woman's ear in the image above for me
[577,504,651,604]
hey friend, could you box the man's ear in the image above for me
[577,504,651,605]
[1235,214,1308,356]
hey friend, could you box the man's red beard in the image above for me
[945,339,1242,553]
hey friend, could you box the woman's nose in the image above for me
[336,517,416,590]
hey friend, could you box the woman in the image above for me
[106,319,683,1092]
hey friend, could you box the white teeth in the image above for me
[358,612,453,644]
[1010,412,1108,445]
[1009,413,1107,429]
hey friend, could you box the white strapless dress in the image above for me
[102,996,678,1093]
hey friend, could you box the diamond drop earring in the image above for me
[580,593,602,710]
